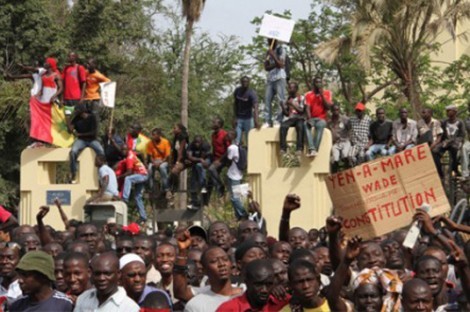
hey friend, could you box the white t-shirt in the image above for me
[184,289,238,312]
[99,165,119,196]
[31,68,46,96]
[227,144,243,181]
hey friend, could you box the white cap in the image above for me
[119,253,145,270]
[107,217,116,224]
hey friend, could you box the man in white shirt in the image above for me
[225,130,247,220]
[74,252,139,312]
[0,243,22,308]
[86,155,119,204]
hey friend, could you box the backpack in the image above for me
[277,45,291,81]
[235,145,248,171]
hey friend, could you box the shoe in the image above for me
[307,149,317,158]
[138,218,147,226]
[273,121,281,128]
[165,191,173,200]
[262,123,270,128]
[187,204,200,211]
[201,187,207,194]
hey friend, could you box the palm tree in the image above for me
[179,0,205,209]
[316,0,470,116]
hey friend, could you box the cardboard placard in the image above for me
[259,14,296,43]
[325,144,450,239]
[100,81,116,108]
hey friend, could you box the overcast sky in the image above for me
[179,0,313,44]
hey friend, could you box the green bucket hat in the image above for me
[16,251,55,282]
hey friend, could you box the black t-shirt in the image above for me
[72,113,98,141]
[187,141,211,159]
[10,291,73,312]
[234,87,258,119]
[369,120,392,144]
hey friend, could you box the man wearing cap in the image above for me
[348,103,371,166]
[75,251,139,311]
[389,107,418,155]
[119,253,171,307]
[10,251,73,311]
[434,104,466,177]
[188,225,208,251]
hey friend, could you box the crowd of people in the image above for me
[0,193,469,311]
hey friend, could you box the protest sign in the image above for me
[325,144,450,239]
[100,81,116,108]
[259,14,296,43]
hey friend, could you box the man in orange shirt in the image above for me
[80,58,110,122]
[146,128,171,195]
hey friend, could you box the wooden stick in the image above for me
[266,39,277,60]
[108,108,115,143]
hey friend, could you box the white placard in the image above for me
[100,81,116,108]
[259,14,296,43]
[232,183,250,199]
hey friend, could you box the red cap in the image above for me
[355,102,366,111]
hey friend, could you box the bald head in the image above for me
[402,278,433,312]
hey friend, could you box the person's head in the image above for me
[76,223,98,255]
[355,102,366,118]
[270,258,288,286]
[19,233,40,252]
[94,154,107,168]
[331,104,340,118]
[235,240,267,273]
[90,252,120,298]
[357,242,386,270]
[154,243,176,277]
[421,108,433,121]
[244,259,274,309]
[67,52,78,64]
[212,116,224,131]
[354,283,383,312]
[0,242,21,279]
[289,248,316,265]
[151,128,163,142]
[288,259,321,306]
[86,58,96,72]
[116,236,134,258]
[399,107,408,121]
[225,130,236,144]
[288,82,299,96]
[288,227,309,250]
[251,233,269,255]
[188,249,204,282]
[414,255,445,296]
[44,57,58,72]
[201,246,231,284]
[54,253,68,292]
[66,241,91,259]
[188,225,208,251]
[192,135,203,148]
[270,241,292,264]
[16,251,55,296]
[238,220,260,243]
[129,122,142,138]
[64,252,91,296]
[119,253,147,300]
[402,278,434,312]
[381,238,404,270]
[172,123,186,136]
[133,236,154,268]
[208,221,231,251]
[43,242,63,259]
[240,76,250,89]
[140,290,172,311]
[376,108,386,122]
[421,246,448,277]
[446,105,458,119]
[312,76,322,91]
[312,246,332,276]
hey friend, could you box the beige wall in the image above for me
[247,128,332,238]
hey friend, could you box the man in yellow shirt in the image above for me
[80,58,110,123]
[146,128,171,196]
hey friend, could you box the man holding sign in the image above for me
[259,14,295,128]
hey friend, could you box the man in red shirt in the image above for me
[116,144,148,224]
[208,117,230,198]
[62,52,87,115]
[216,259,288,311]
[304,77,332,157]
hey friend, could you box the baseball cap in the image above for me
[188,225,207,242]
[16,251,55,281]
[355,102,366,111]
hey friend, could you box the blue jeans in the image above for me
[388,144,415,155]
[190,162,209,206]
[305,118,327,151]
[365,144,389,161]
[149,162,169,191]
[227,178,247,220]
[70,139,104,178]
[235,118,254,145]
[209,158,229,197]
[265,78,286,126]
[122,174,148,220]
